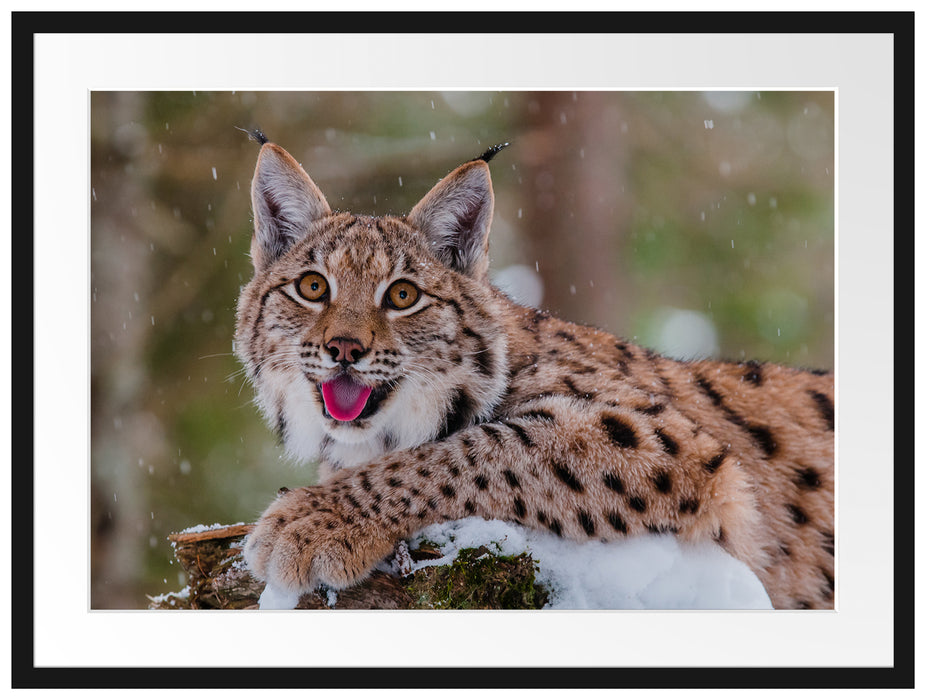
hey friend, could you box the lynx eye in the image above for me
[385,280,420,310]
[297,272,329,302]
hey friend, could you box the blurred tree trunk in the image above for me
[91,92,155,609]
[518,92,633,332]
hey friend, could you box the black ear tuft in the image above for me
[237,126,270,145]
[472,142,510,164]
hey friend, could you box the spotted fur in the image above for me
[236,140,835,609]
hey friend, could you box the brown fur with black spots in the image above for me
[236,139,834,609]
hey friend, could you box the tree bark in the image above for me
[148,523,547,610]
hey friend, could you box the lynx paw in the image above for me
[243,486,396,599]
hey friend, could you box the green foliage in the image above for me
[405,547,549,610]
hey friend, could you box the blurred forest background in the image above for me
[90,91,834,608]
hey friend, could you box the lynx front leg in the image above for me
[244,396,759,601]
[244,486,401,598]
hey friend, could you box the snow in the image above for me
[258,583,301,610]
[148,585,191,607]
[177,521,245,535]
[253,518,772,611]
[407,518,772,610]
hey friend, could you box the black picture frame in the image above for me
[11,9,914,690]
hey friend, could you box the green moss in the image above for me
[403,546,549,610]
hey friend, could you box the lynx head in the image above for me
[234,139,511,471]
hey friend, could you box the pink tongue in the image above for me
[321,375,373,422]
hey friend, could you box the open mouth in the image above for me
[318,373,395,423]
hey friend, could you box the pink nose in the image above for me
[325,337,367,364]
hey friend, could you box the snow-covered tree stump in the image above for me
[148,523,548,610]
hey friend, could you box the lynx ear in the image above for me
[250,143,331,271]
[407,160,495,279]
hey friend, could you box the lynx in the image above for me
[235,133,835,609]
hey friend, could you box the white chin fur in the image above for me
[320,375,448,468]
[283,370,454,469]
[263,355,499,474]
[254,372,326,463]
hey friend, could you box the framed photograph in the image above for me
[13,9,911,690]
